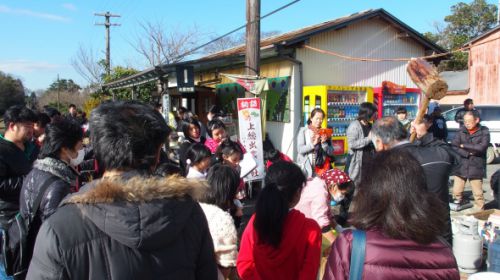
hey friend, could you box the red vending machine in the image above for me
[374,81,421,119]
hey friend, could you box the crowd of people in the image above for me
[0,97,492,279]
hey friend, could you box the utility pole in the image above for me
[498,0,500,25]
[245,0,260,97]
[95,12,121,77]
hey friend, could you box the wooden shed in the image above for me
[466,25,500,105]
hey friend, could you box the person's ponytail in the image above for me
[254,182,288,248]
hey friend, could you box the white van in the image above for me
[443,105,500,164]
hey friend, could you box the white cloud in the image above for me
[62,3,77,11]
[0,60,66,73]
[0,5,70,22]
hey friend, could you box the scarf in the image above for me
[34,157,79,184]
[467,126,479,135]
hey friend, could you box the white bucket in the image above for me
[468,272,500,280]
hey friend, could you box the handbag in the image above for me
[314,143,333,176]
[349,230,366,280]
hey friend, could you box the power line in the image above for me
[172,0,301,61]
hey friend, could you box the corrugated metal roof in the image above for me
[465,25,500,45]
[204,8,446,59]
[440,70,469,91]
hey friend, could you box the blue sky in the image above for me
[0,0,497,91]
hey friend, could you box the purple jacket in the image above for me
[323,230,459,280]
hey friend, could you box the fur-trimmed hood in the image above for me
[63,173,209,250]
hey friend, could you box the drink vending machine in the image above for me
[303,85,374,167]
[373,81,421,119]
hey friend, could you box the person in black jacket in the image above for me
[20,119,83,265]
[27,101,218,280]
[0,106,37,226]
[0,106,37,278]
[429,107,448,141]
[454,98,476,127]
[371,116,457,244]
[451,110,490,209]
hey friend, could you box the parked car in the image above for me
[443,105,500,164]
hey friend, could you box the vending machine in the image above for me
[303,85,374,167]
[373,81,421,119]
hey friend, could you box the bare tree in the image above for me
[37,89,90,111]
[203,30,281,55]
[131,21,202,67]
[70,44,105,85]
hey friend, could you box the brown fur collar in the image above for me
[67,175,208,204]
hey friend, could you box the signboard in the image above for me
[162,93,170,124]
[331,139,346,156]
[222,73,268,95]
[176,65,195,93]
[237,98,265,181]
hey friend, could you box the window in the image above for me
[443,108,460,121]
[478,107,500,122]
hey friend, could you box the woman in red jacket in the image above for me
[237,161,322,280]
[323,150,460,280]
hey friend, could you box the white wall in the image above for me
[265,62,302,160]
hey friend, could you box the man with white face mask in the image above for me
[19,119,84,271]
[371,116,456,245]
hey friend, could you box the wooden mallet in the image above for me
[406,58,448,142]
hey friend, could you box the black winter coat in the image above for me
[20,158,77,222]
[403,134,457,204]
[396,136,457,244]
[452,125,490,179]
[20,157,78,261]
[0,136,32,225]
[27,172,218,280]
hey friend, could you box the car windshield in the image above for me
[443,108,460,121]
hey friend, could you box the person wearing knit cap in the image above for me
[295,168,354,244]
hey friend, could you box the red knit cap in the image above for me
[320,168,352,186]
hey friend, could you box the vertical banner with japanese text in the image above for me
[237,98,265,181]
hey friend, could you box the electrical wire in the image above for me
[303,33,500,62]
[172,0,302,61]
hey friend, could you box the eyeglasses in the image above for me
[16,123,34,129]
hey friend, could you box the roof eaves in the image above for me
[465,25,500,46]
[282,8,446,54]
[375,9,447,53]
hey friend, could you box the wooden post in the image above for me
[131,86,136,100]
[56,74,60,111]
[245,0,260,98]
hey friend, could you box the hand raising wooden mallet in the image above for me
[406,58,448,142]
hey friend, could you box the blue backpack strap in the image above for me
[349,230,366,280]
